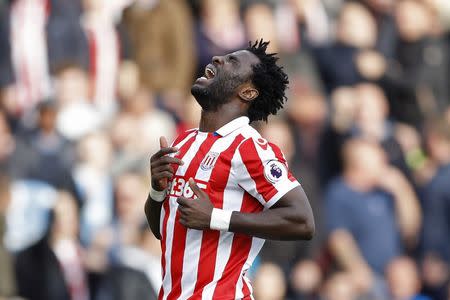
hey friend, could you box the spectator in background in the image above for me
[12,101,77,193]
[244,2,278,53]
[352,83,411,179]
[321,272,359,300]
[0,174,16,298]
[95,172,147,265]
[96,224,161,300]
[122,0,195,95]
[386,256,431,300]
[325,139,421,297]
[313,2,381,93]
[319,86,357,186]
[253,263,287,300]
[15,191,90,300]
[195,0,246,78]
[421,118,450,299]
[80,0,123,117]
[73,132,114,246]
[46,0,89,71]
[9,0,52,112]
[362,0,398,59]
[54,63,103,141]
[289,259,322,300]
[379,0,449,127]
[110,87,176,174]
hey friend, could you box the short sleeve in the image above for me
[232,137,300,209]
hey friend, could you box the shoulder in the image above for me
[324,178,352,202]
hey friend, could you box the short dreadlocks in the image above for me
[246,40,289,122]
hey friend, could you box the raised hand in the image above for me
[177,178,214,230]
[150,136,184,191]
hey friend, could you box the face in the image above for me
[191,50,260,111]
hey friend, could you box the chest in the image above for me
[167,136,239,203]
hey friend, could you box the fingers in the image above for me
[160,136,169,149]
[152,171,174,181]
[189,178,206,198]
[151,156,184,167]
[177,197,189,207]
[151,147,179,161]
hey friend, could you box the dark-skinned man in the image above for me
[145,40,315,300]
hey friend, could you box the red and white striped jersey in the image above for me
[159,116,300,300]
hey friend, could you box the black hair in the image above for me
[246,39,289,122]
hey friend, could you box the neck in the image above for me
[199,106,246,132]
[343,170,375,192]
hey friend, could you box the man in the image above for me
[325,139,421,296]
[145,40,315,300]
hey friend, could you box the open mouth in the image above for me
[204,64,216,79]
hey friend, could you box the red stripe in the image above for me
[160,132,197,299]
[214,191,263,299]
[191,135,245,297]
[166,133,219,300]
[239,139,278,202]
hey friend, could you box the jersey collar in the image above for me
[214,116,250,137]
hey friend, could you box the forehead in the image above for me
[228,50,260,66]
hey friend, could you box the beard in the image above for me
[191,71,244,112]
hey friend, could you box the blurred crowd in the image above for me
[0,0,449,299]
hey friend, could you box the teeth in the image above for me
[205,67,215,79]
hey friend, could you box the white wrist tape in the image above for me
[150,187,167,202]
[210,208,233,231]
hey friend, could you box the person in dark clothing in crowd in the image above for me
[15,191,90,300]
[421,119,450,300]
[11,101,78,196]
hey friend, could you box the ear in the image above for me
[238,85,259,102]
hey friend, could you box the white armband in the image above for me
[210,208,233,231]
[150,187,167,202]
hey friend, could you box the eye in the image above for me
[228,55,238,62]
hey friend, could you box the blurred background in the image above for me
[0,0,449,299]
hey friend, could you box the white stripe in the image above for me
[180,132,238,299]
[201,186,245,300]
[161,196,176,300]
[235,238,265,299]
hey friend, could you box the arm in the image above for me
[229,185,314,240]
[145,136,184,240]
[378,167,422,245]
[177,179,315,241]
[328,229,374,292]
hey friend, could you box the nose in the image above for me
[212,56,224,66]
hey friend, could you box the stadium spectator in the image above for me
[289,259,322,300]
[95,223,161,300]
[253,263,287,300]
[195,0,246,78]
[321,272,359,300]
[54,63,103,140]
[325,139,421,295]
[122,0,195,95]
[15,191,90,300]
[73,132,114,246]
[12,101,77,193]
[421,118,450,299]
[386,256,432,300]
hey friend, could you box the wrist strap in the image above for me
[210,208,233,231]
[150,187,167,202]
